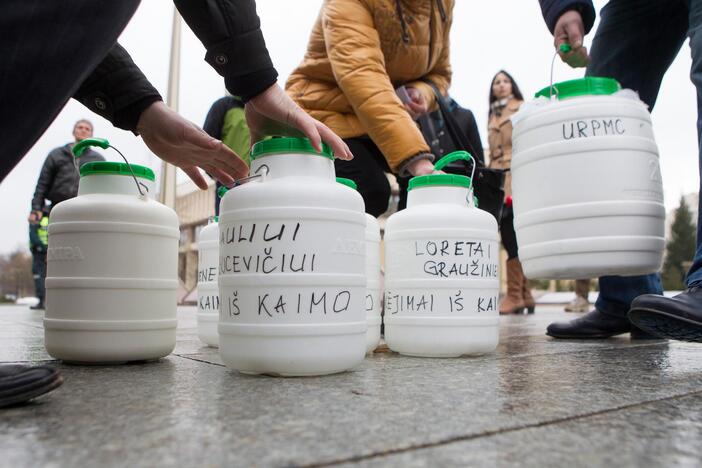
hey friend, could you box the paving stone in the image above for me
[347,393,702,468]
[1,304,701,467]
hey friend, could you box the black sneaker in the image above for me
[0,365,63,408]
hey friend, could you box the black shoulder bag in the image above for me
[420,80,506,222]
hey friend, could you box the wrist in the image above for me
[398,153,435,177]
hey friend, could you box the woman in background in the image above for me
[488,70,535,315]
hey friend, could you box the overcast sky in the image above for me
[0,0,698,253]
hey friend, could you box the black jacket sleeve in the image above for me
[174,0,278,101]
[539,0,596,35]
[31,150,58,211]
[73,44,163,133]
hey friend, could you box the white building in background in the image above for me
[175,179,216,303]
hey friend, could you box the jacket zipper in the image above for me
[427,0,434,69]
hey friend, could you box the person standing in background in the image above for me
[566,279,591,313]
[28,208,49,310]
[488,70,535,315]
[28,119,104,225]
[27,119,103,312]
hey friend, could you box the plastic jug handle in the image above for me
[73,138,110,157]
[433,150,474,172]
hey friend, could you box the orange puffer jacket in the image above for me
[286,0,453,172]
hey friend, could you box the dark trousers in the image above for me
[32,250,47,303]
[500,205,519,260]
[0,0,140,182]
[584,0,702,316]
[338,137,397,217]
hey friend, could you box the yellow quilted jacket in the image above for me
[286,0,453,172]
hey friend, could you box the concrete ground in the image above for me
[2,304,702,468]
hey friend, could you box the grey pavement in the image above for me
[2,304,702,467]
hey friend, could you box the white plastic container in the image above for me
[365,213,382,354]
[44,156,179,363]
[197,217,219,347]
[218,138,367,376]
[384,152,500,357]
[511,77,665,279]
[337,178,382,354]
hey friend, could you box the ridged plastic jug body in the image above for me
[218,152,367,376]
[511,94,665,279]
[197,221,219,347]
[44,174,179,363]
[384,186,500,357]
[365,214,382,354]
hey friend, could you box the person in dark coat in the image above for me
[29,119,104,224]
[0,0,351,409]
[538,0,702,343]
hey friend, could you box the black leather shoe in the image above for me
[546,308,658,339]
[0,365,63,408]
[629,287,702,342]
[29,303,44,310]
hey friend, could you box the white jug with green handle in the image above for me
[511,59,665,279]
[384,151,500,357]
[217,137,367,376]
[44,138,179,363]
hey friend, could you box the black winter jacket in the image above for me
[31,144,104,211]
[74,0,278,133]
[539,0,596,34]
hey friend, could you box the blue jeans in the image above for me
[586,0,702,317]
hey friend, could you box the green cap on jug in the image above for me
[407,150,473,191]
[535,77,621,100]
[336,178,358,190]
[251,137,334,160]
[80,161,155,182]
[408,174,471,191]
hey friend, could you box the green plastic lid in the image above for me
[408,174,471,191]
[213,216,219,223]
[250,137,333,160]
[336,177,358,190]
[79,161,155,182]
[534,77,621,100]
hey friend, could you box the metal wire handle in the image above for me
[110,145,149,197]
[217,164,270,198]
[549,43,572,100]
[72,138,148,197]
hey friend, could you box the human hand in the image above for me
[245,84,353,160]
[136,101,246,190]
[404,87,428,120]
[406,158,440,176]
[554,10,589,68]
[28,211,42,224]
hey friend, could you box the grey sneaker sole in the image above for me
[629,308,702,343]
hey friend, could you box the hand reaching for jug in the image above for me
[406,158,442,176]
[245,84,353,160]
[137,101,245,190]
